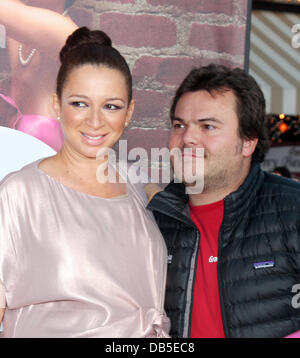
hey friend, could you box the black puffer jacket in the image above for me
[147,164,300,338]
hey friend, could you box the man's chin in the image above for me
[176,174,204,194]
[183,180,204,194]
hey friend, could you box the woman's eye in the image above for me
[70,101,86,108]
[105,104,122,110]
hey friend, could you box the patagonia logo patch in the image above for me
[253,260,275,270]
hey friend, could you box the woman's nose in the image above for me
[86,108,104,129]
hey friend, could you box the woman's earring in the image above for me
[125,122,129,127]
[57,116,61,121]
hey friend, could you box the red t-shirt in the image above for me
[189,199,225,338]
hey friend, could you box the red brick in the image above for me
[133,56,242,88]
[69,7,93,28]
[147,0,235,16]
[189,24,246,57]
[105,0,135,2]
[121,128,170,154]
[236,0,250,16]
[133,56,201,87]
[196,57,243,69]
[131,89,170,122]
[118,128,171,185]
[0,49,10,72]
[99,14,176,48]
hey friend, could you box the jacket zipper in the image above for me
[185,229,200,338]
[217,222,230,338]
[164,213,200,338]
[149,202,201,337]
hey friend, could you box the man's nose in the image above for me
[183,125,200,146]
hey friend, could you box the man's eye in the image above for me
[173,123,184,129]
[204,124,215,130]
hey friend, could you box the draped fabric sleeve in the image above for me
[0,170,20,311]
[0,281,5,308]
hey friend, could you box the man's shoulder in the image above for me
[259,171,300,206]
[262,171,300,193]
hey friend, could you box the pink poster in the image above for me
[0,0,249,179]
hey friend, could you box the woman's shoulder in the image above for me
[0,160,40,195]
[118,161,152,207]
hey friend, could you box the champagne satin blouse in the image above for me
[0,160,170,338]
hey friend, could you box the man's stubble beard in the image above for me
[185,140,244,194]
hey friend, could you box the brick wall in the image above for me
[72,0,249,153]
[1,0,250,156]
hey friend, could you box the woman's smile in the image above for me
[53,64,134,159]
[81,132,107,145]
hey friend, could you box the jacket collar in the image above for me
[147,180,195,226]
[222,163,264,230]
[147,163,264,227]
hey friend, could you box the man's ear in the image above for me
[242,137,258,158]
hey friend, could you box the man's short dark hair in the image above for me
[170,64,270,163]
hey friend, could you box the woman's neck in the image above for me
[56,149,103,184]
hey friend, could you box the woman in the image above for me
[0,0,78,151]
[0,27,170,338]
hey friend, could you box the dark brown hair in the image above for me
[170,64,270,163]
[56,27,132,102]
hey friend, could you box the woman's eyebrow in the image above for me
[67,95,125,103]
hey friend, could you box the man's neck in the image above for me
[188,164,251,206]
[189,188,232,206]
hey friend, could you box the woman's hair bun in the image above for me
[59,26,112,63]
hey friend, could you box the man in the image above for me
[146,64,300,338]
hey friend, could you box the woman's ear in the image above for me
[52,93,61,120]
[125,99,135,127]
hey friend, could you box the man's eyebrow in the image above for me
[172,116,224,124]
[198,117,224,124]
[172,116,184,122]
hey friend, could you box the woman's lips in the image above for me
[81,132,107,146]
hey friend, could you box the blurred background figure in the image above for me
[272,166,300,183]
[291,174,300,183]
[272,166,291,178]
[0,0,78,151]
